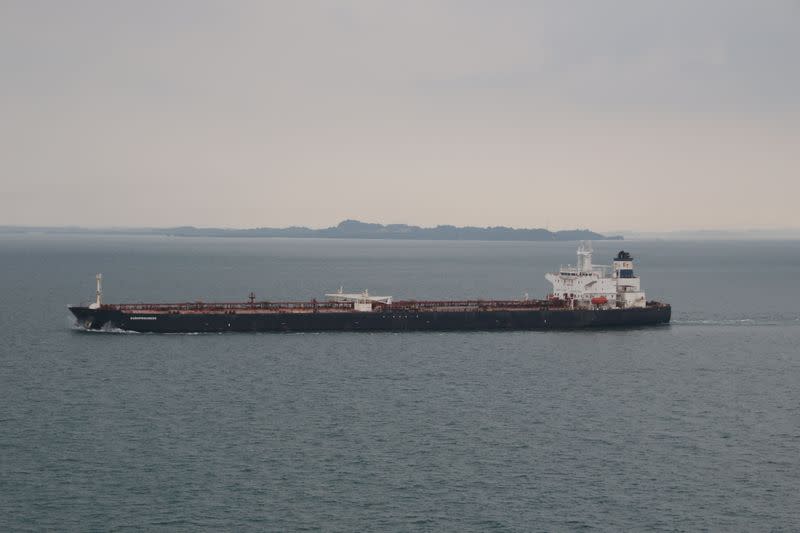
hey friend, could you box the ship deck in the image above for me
[87,299,670,315]
[95,299,571,314]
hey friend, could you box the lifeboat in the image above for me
[591,296,608,305]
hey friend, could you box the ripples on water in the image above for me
[1,236,799,531]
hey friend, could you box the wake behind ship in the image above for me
[69,244,670,333]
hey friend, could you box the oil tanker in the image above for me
[69,244,670,333]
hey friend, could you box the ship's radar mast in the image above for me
[577,241,593,272]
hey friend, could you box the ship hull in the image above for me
[69,305,671,333]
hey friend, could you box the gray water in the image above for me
[1,235,799,531]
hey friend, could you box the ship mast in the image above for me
[89,273,103,309]
[577,241,593,272]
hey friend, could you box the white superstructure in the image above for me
[325,287,393,312]
[545,242,647,309]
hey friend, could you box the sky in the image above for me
[1,0,798,232]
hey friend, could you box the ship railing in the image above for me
[101,298,567,313]
[388,299,563,311]
[103,301,357,312]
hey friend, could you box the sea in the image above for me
[1,235,798,531]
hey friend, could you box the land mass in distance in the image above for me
[0,220,622,241]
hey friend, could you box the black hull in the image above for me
[69,305,671,333]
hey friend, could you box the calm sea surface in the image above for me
[1,235,799,531]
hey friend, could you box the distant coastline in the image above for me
[0,219,622,241]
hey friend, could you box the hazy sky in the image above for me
[1,1,798,231]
